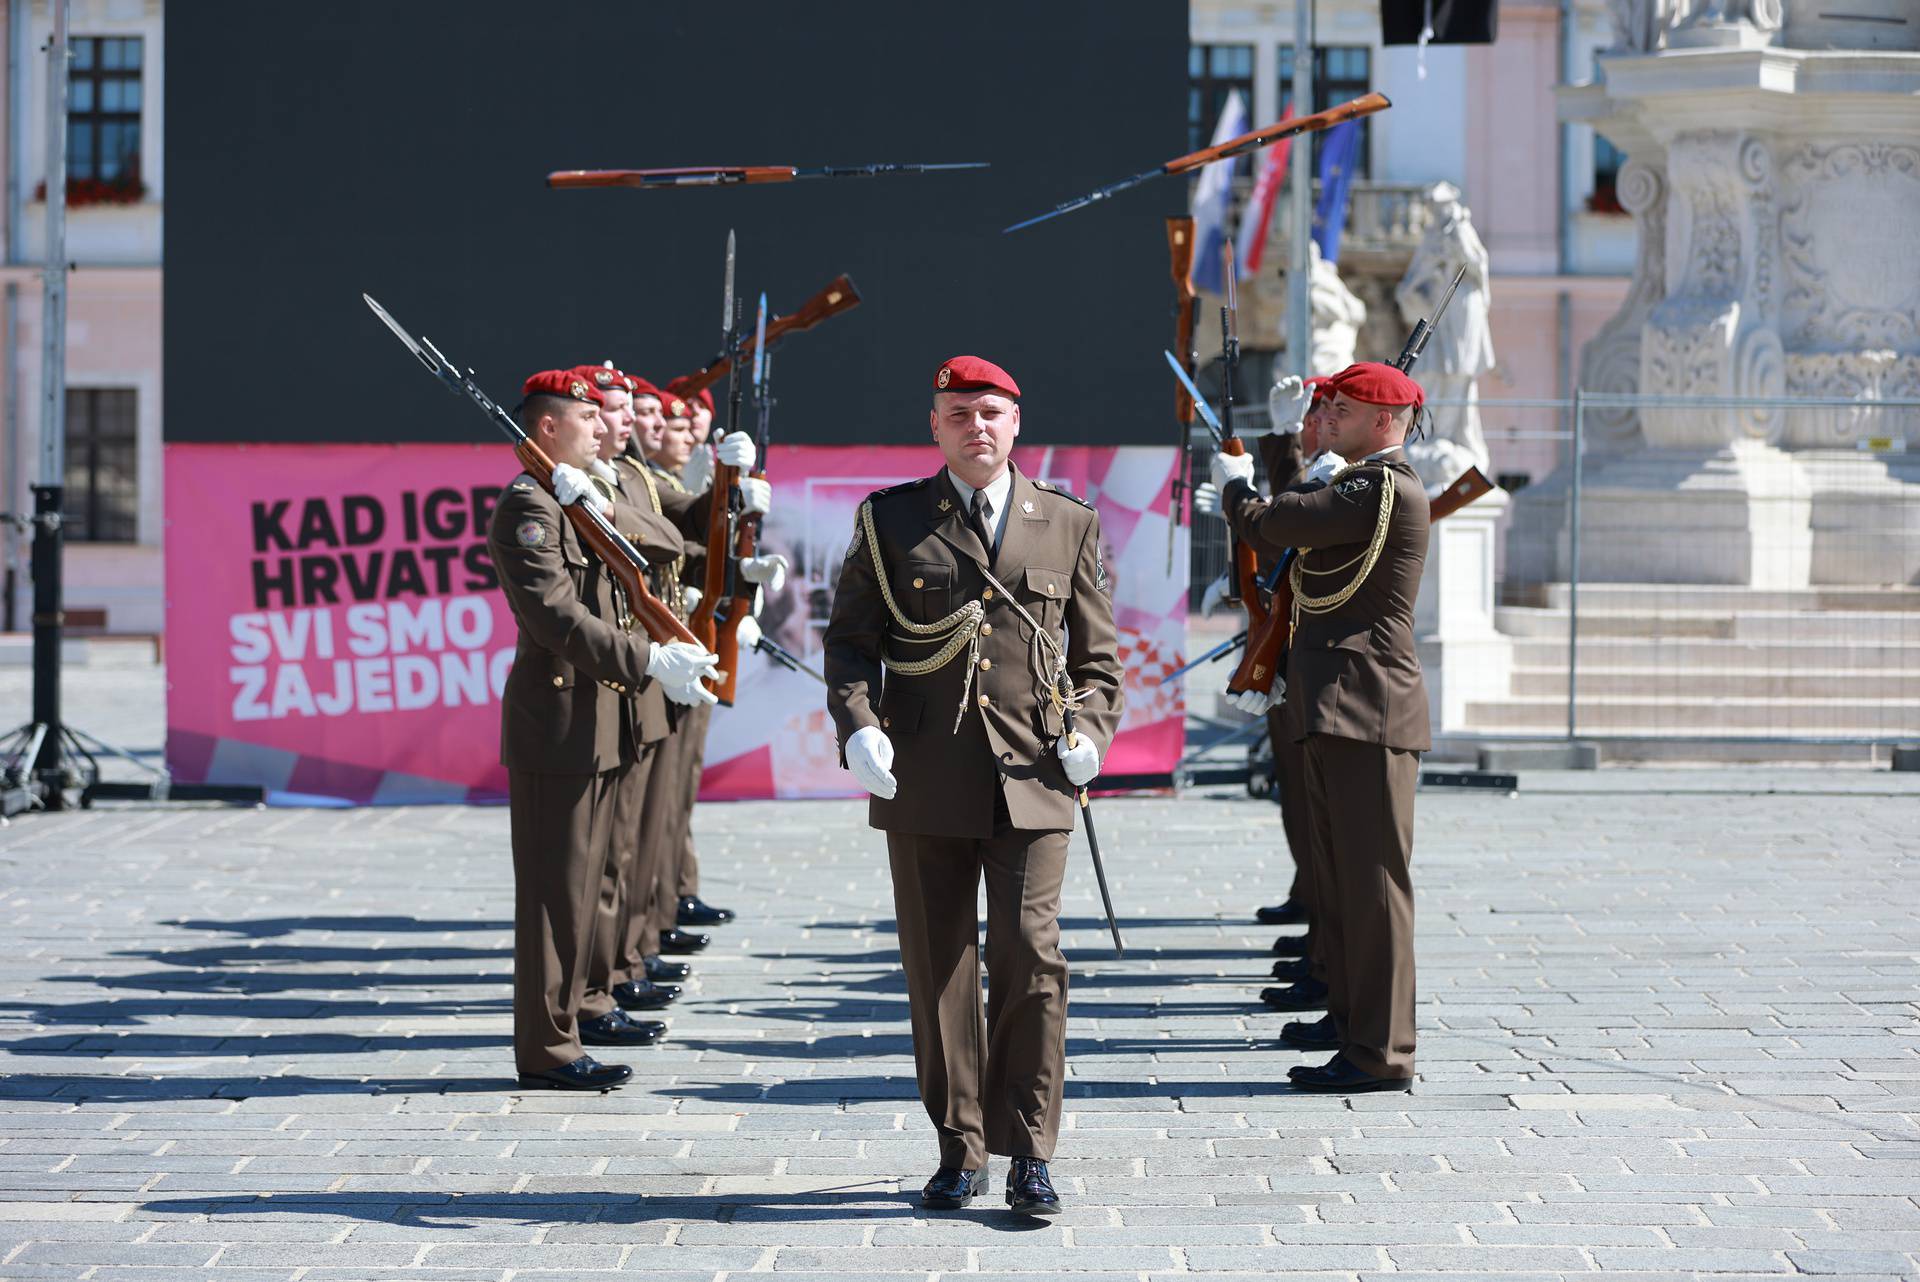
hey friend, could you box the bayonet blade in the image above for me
[751,292,768,391]
[722,230,736,336]
[362,294,442,376]
[1163,351,1224,440]
[1222,241,1239,342]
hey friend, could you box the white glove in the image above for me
[1056,733,1101,788]
[1190,482,1220,517]
[715,432,757,471]
[735,613,763,652]
[739,553,788,595]
[738,477,772,516]
[681,586,703,615]
[1198,573,1231,617]
[1210,451,1256,492]
[645,640,720,707]
[680,444,715,494]
[1305,451,1345,486]
[1226,686,1275,716]
[845,725,898,800]
[551,463,609,513]
[1268,375,1309,435]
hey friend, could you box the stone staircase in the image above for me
[1458,584,1920,748]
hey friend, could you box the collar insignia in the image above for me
[1021,499,1035,514]
[937,498,952,512]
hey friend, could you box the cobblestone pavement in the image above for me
[2,652,1919,1278]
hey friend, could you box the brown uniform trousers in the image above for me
[825,463,1123,1169]
[486,472,694,1074]
[1225,450,1430,1079]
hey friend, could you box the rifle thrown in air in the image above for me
[671,274,862,397]
[548,161,987,190]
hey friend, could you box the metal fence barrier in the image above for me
[1181,392,1920,756]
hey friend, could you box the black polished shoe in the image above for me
[1260,978,1329,1011]
[1270,955,1312,982]
[579,1010,667,1047]
[612,979,676,1011]
[658,928,710,955]
[1292,1053,1413,1094]
[921,1164,989,1210]
[677,895,736,927]
[1270,933,1309,958]
[1256,898,1309,926]
[1280,1014,1341,1050]
[645,956,692,982]
[1005,1157,1061,1217]
[516,1055,632,1092]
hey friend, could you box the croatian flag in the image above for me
[1191,89,1249,294]
[1235,105,1294,278]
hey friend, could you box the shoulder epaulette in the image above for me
[1032,479,1095,511]
[871,476,930,502]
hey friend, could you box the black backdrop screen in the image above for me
[164,2,1188,447]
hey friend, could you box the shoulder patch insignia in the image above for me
[1095,551,1110,592]
[1334,474,1377,498]
[515,519,546,548]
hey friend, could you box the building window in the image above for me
[1589,135,1626,214]
[1276,45,1372,178]
[68,36,144,190]
[1189,43,1255,151]
[65,389,138,543]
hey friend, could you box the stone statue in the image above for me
[1395,182,1495,489]
[1606,0,1675,52]
[1308,241,1367,376]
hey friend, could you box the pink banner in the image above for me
[165,443,1188,805]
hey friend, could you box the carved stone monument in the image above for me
[1510,0,1920,588]
[1396,183,1496,490]
[1307,241,1367,376]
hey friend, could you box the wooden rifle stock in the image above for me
[1164,93,1390,176]
[547,165,797,189]
[1226,466,1498,698]
[675,275,861,396]
[685,457,734,697]
[1166,217,1198,425]
[511,438,702,650]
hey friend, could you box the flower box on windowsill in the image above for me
[31,177,149,208]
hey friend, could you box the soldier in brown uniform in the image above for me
[1209,361,1431,1093]
[486,370,724,1091]
[824,356,1124,1216]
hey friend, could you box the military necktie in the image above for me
[968,490,997,567]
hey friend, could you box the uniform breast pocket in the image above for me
[894,562,953,622]
[877,686,924,737]
[1016,565,1071,636]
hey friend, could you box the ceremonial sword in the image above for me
[1055,665,1125,957]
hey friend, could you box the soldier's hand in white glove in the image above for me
[734,613,762,652]
[1305,451,1345,486]
[680,444,715,493]
[738,477,772,516]
[1056,733,1101,788]
[1210,450,1256,492]
[1225,685,1276,716]
[681,585,703,616]
[1190,481,1221,517]
[715,432,756,471]
[1268,374,1309,435]
[1199,572,1232,617]
[645,640,719,706]
[738,552,787,595]
[845,725,898,800]
[550,463,609,513]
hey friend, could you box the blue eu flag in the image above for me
[1311,121,1362,266]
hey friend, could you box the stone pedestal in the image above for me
[1417,487,1513,730]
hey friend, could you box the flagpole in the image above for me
[1286,0,1314,376]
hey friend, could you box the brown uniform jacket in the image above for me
[824,463,1125,839]
[487,474,694,775]
[1223,450,1431,752]
[598,458,712,745]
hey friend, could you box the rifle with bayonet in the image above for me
[1005,93,1391,233]
[1165,216,1201,577]
[709,293,775,708]
[689,234,749,705]
[672,274,862,396]
[548,161,988,190]
[361,293,700,650]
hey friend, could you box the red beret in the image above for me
[934,355,1020,399]
[522,369,605,406]
[664,377,714,413]
[627,376,664,403]
[570,364,632,397]
[1330,361,1424,410]
[662,395,692,420]
[1305,375,1334,405]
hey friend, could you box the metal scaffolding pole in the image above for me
[1285,0,1314,376]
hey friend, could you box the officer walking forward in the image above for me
[824,357,1123,1216]
[1208,361,1431,1094]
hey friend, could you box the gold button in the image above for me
[552,676,565,688]
[979,658,991,671]
[977,694,990,707]
[1047,583,1057,595]
[982,589,994,600]
[913,577,925,588]
[882,717,891,729]
[979,623,992,636]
